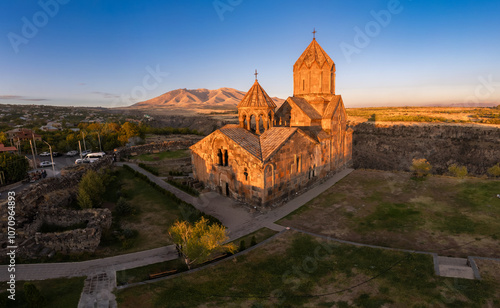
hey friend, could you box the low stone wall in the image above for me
[33,208,112,254]
[35,227,102,254]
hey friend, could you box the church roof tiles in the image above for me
[294,38,335,69]
[237,80,277,109]
[218,125,300,162]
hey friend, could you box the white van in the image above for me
[85,152,105,163]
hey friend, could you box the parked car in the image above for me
[39,152,51,157]
[85,152,105,163]
[65,150,79,156]
[40,161,54,167]
[52,152,61,157]
[81,150,92,156]
[75,158,90,164]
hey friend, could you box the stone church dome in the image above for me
[237,80,277,109]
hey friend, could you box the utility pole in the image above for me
[97,132,102,152]
[81,131,87,152]
[43,140,56,177]
[32,133,38,157]
[29,140,37,171]
[78,140,83,160]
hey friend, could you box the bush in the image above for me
[448,163,468,178]
[487,164,500,177]
[77,169,105,209]
[115,197,134,216]
[410,158,432,178]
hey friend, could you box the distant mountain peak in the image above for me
[131,87,285,110]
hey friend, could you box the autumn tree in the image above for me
[0,132,7,145]
[410,158,432,178]
[448,163,468,178]
[118,122,140,145]
[168,217,236,269]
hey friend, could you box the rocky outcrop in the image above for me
[352,122,500,175]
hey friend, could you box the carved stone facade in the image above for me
[191,38,353,207]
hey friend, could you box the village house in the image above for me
[190,37,353,207]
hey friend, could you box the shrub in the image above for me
[487,164,500,177]
[448,164,468,178]
[410,158,432,178]
[77,169,105,209]
[115,197,134,216]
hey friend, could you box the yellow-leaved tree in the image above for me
[168,217,236,269]
[410,158,432,178]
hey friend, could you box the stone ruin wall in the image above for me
[351,122,500,175]
[0,157,113,259]
[32,208,112,255]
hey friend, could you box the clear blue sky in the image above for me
[1,0,499,107]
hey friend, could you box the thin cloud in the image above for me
[91,91,120,99]
[0,95,23,100]
[0,95,47,101]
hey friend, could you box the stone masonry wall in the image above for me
[352,122,500,175]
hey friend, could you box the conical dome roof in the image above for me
[294,38,334,69]
[237,80,277,109]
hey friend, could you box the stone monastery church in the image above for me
[191,36,353,207]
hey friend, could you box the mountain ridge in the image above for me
[131,87,286,109]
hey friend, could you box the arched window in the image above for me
[217,149,223,166]
[223,150,228,166]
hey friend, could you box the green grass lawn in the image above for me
[130,149,190,161]
[278,170,500,257]
[0,277,85,308]
[115,231,499,307]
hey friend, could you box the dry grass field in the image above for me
[346,106,500,125]
[278,169,500,258]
